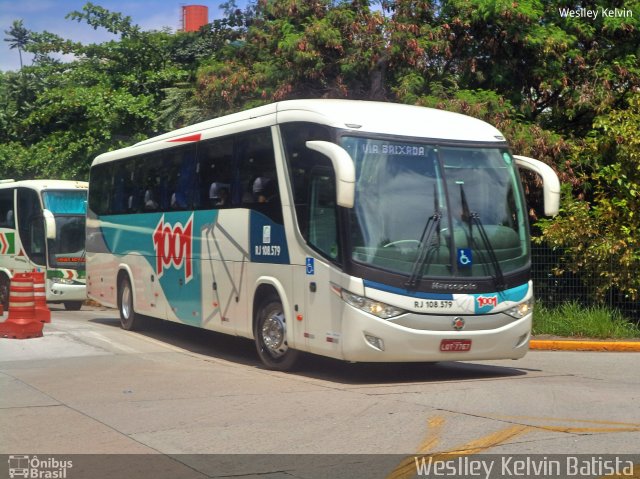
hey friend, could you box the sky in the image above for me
[1,1,231,72]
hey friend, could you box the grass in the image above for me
[532,301,640,339]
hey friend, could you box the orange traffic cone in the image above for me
[32,271,51,323]
[0,273,43,339]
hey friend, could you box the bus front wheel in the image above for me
[64,301,83,311]
[118,276,140,331]
[254,296,299,371]
[0,274,9,311]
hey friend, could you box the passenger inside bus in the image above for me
[252,176,277,203]
[209,182,230,207]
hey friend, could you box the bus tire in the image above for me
[118,276,140,331]
[0,274,9,311]
[64,301,83,311]
[254,296,299,371]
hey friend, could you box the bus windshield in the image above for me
[42,190,87,270]
[341,136,529,283]
[43,190,87,214]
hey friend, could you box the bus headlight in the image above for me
[506,298,534,319]
[51,277,74,285]
[340,289,406,319]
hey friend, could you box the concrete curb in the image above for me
[530,339,640,352]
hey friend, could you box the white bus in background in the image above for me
[0,179,88,311]
[86,100,560,370]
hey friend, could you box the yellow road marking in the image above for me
[387,414,640,479]
[437,424,531,456]
[386,421,531,479]
[419,416,445,452]
[387,416,444,479]
[496,415,640,427]
[494,415,640,434]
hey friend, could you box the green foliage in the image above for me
[0,3,203,179]
[538,94,640,301]
[2,0,640,312]
[4,20,31,69]
[532,302,640,339]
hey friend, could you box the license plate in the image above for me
[440,339,472,352]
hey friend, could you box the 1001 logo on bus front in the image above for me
[153,214,193,283]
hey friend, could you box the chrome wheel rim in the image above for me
[121,282,132,319]
[261,311,287,358]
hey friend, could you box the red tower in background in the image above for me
[182,5,209,32]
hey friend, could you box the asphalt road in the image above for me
[1,305,638,478]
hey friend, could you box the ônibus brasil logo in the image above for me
[153,214,193,283]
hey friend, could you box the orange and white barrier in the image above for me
[32,271,51,323]
[0,272,44,339]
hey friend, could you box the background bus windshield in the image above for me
[341,137,529,280]
[42,190,87,269]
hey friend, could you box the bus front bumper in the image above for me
[47,281,87,303]
[339,308,532,363]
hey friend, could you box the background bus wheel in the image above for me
[118,276,140,331]
[63,301,82,311]
[254,296,299,371]
[0,274,9,311]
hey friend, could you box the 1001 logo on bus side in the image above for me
[153,214,193,283]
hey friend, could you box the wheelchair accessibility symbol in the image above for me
[458,248,472,267]
[306,257,315,275]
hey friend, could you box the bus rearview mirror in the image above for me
[305,141,355,208]
[513,155,561,217]
[43,209,56,240]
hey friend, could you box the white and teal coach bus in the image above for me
[0,179,88,311]
[86,100,560,370]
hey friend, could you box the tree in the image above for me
[537,93,640,302]
[2,1,640,312]
[0,3,199,179]
[4,20,31,70]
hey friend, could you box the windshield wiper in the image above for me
[460,185,506,291]
[405,186,441,290]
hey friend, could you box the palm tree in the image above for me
[4,20,31,70]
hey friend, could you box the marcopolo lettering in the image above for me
[153,214,193,282]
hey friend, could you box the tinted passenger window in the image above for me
[280,122,338,260]
[17,188,45,266]
[238,129,280,219]
[198,136,235,209]
[0,189,15,228]
[90,130,280,222]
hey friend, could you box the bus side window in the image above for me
[237,129,283,223]
[197,136,235,209]
[166,145,197,211]
[308,170,338,259]
[112,162,134,214]
[89,164,111,215]
[17,187,46,266]
[132,155,160,213]
[0,189,14,228]
[280,122,337,261]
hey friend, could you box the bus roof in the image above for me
[93,100,507,165]
[0,179,88,192]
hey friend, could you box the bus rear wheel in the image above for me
[254,296,299,371]
[118,276,140,331]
